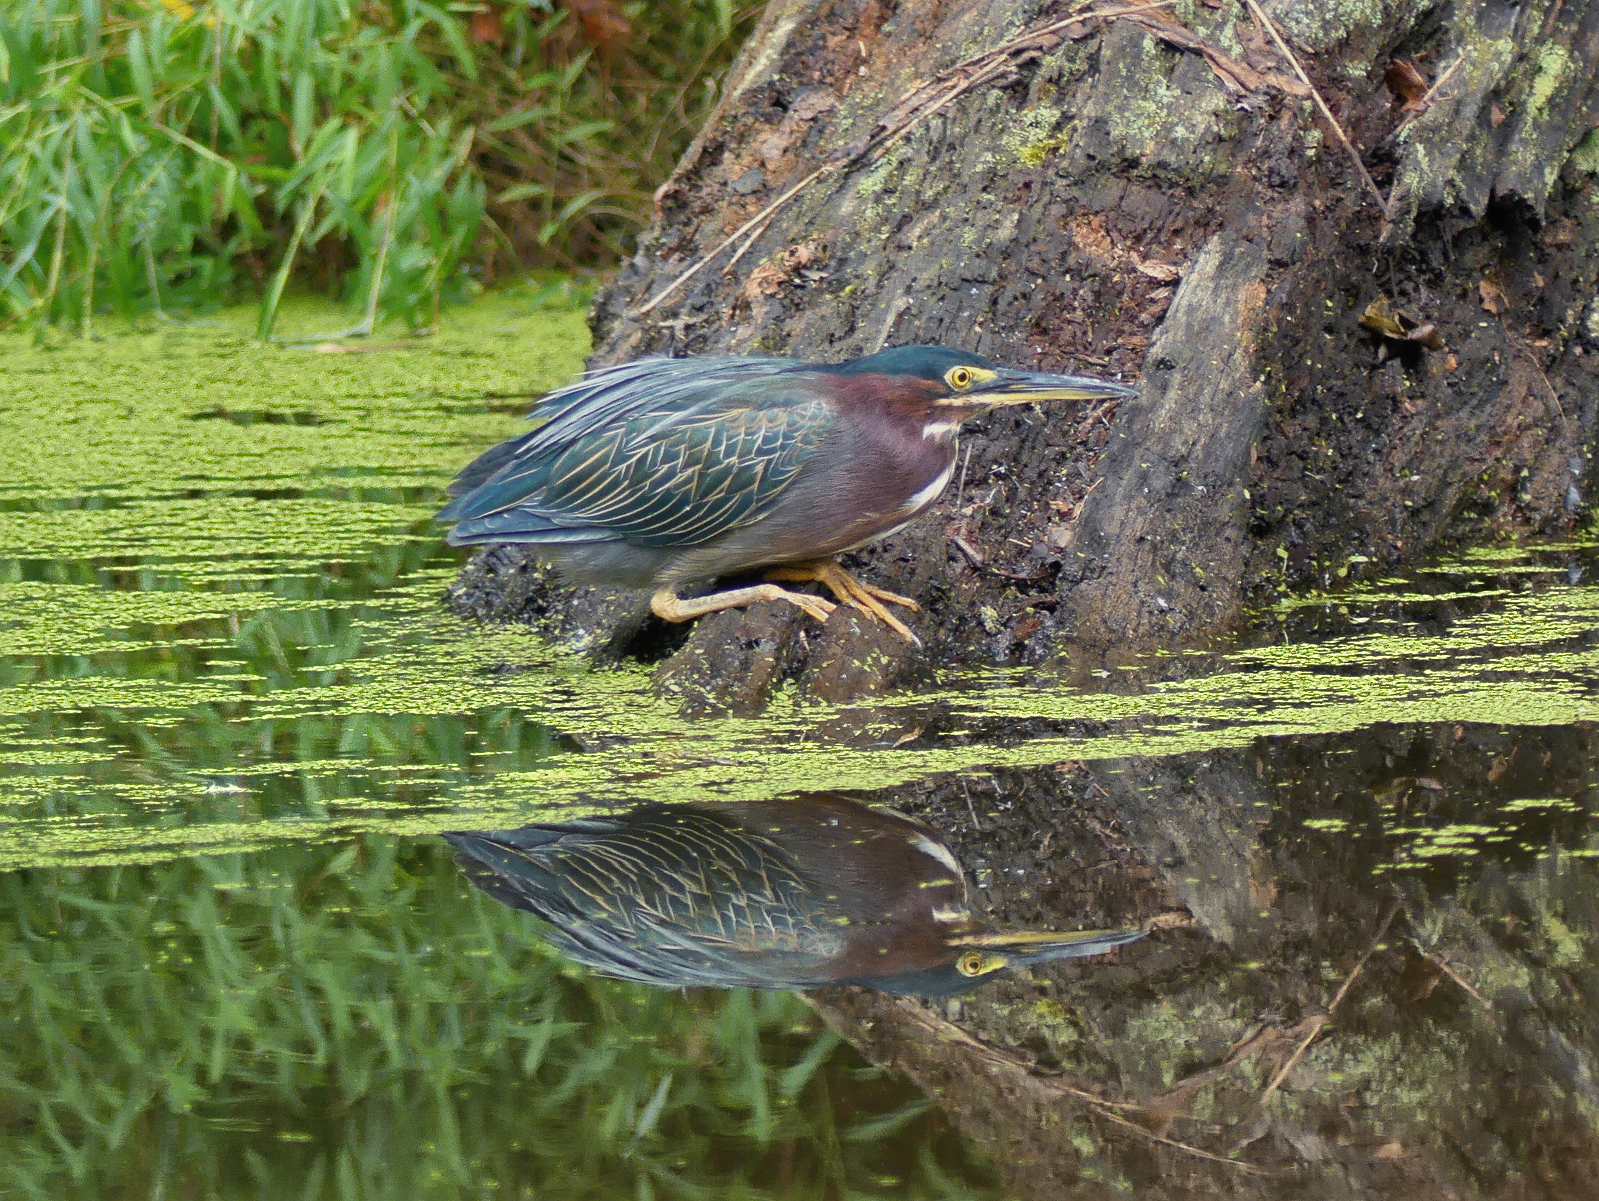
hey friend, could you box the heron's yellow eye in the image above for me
[946,366,974,390]
[956,951,986,977]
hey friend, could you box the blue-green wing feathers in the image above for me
[441,357,834,548]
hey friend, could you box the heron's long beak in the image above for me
[965,926,1145,964]
[971,368,1138,406]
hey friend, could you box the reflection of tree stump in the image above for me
[839,721,1599,1198]
[452,0,1599,708]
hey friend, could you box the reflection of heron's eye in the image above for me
[947,366,974,390]
[957,951,985,976]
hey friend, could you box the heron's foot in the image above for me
[766,560,921,646]
[651,584,836,628]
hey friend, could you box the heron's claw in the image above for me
[766,561,922,645]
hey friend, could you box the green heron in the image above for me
[445,794,1143,996]
[438,346,1134,643]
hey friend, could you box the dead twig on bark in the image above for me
[631,0,1179,317]
[1242,0,1386,209]
[1508,333,1570,433]
[1150,1023,1276,1114]
[1090,1106,1274,1173]
[1257,900,1402,1112]
[1389,50,1468,140]
[1407,937,1492,1007]
[893,1000,1272,1174]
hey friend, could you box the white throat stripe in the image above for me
[911,834,963,877]
[898,459,957,517]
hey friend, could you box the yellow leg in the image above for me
[766,560,921,645]
[651,584,835,627]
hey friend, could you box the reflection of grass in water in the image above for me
[0,837,995,1200]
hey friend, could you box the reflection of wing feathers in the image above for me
[445,813,846,987]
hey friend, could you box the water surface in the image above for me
[3,299,1597,1198]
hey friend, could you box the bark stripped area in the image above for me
[449,0,1598,710]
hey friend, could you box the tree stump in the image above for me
[451,0,1597,711]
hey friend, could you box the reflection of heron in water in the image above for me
[445,794,1142,996]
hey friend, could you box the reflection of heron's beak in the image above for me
[963,926,1146,965]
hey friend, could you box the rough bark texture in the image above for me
[447,0,1599,712]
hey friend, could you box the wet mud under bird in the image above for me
[3,301,1599,1198]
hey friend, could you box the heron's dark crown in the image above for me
[821,345,995,382]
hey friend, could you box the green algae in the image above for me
[3,295,1599,870]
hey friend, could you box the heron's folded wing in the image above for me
[441,357,792,505]
[443,378,835,547]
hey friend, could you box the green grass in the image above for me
[0,1,751,337]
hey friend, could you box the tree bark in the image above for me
[808,721,1599,1199]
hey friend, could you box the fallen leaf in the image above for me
[1406,322,1444,350]
[1479,279,1508,315]
[1384,59,1428,111]
[1373,1141,1406,1161]
[1404,957,1444,1001]
[741,239,830,299]
[1490,103,1506,128]
[744,261,789,298]
[566,0,631,50]
[1010,613,1042,641]
[469,1,504,44]
[1361,295,1445,350]
[1359,295,1407,339]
